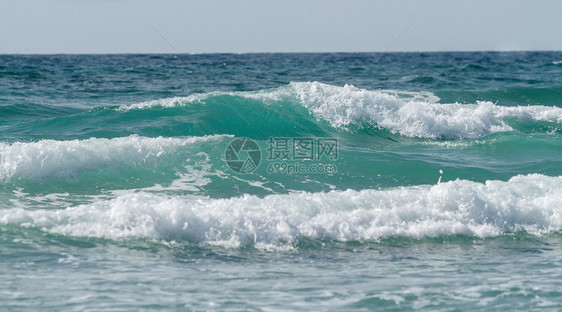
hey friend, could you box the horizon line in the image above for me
[1,49,561,56]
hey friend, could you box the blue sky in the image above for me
[1,0,561,53]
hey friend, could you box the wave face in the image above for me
[109,82,562,140]
[4,82,562,144]
[2,174,560,249]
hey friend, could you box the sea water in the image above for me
[1,52,562,310]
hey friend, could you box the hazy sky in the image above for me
[1,0,561,54]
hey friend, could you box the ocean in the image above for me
[1,52,562,311]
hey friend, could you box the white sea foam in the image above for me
[293,82,562,139]
[0,135,229,182]
[119,94,209,110]
[119,88,286,111]
[117,82,562,139]
[2,174,560,249]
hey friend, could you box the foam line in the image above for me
[2,174,560,249]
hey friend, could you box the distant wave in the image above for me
[2,174,561,249]
[117,82,562,139]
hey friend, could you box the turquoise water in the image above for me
[1,52,562,310]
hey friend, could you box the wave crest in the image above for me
[0,135,228,183]
[294,82,562,139]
